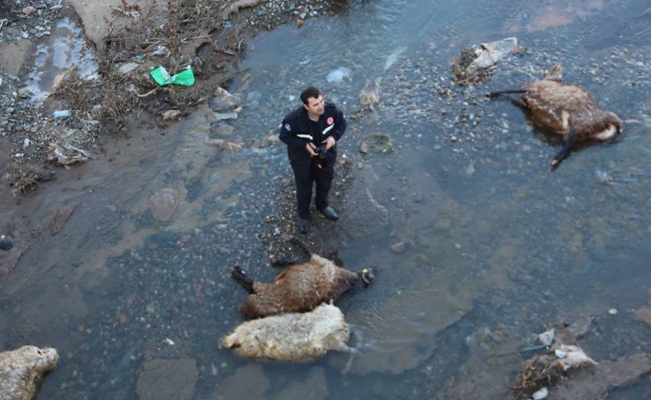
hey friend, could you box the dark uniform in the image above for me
[279,103,347,219]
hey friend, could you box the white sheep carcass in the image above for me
[0,345,59,400]
[221,303,353,362]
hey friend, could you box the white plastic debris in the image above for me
[532,387,549,399]
[326,67,351,83]
[52,110,71,118]
[119,62,139,75]
[554,344,598,371]
[164,338,175,346]
[465,37,518,75]
[538,328,555,346]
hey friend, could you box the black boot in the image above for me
[319,207,338,221]
[298,219,309,234]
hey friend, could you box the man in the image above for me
[279,86,347,234]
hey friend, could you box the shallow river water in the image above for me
[2,0,651,399]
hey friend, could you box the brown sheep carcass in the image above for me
[231,253,373,319]
[488,63,622,170]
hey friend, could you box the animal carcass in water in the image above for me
[221,303,353,362]
[488,63,622,170]
[0,346,59,400]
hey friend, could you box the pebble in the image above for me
[390,242,406,254]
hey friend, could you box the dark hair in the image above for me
[300,86,321,105]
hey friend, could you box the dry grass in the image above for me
[54,0,244,133]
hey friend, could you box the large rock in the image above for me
[212,363,270,400]
[136,358,198,400]
[0,345,59,400]
[148,188,178,222]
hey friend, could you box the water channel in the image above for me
[2,0,651,398]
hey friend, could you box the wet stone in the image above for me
[144,232,178,249]
[390,241,406,254]
[634,307,651,326]
[147,188,178,222]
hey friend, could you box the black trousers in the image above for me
[291,159,334,219]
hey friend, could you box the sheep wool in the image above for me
[0,346,59,400]
[222,303,350,362]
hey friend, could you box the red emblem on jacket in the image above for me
[327,117,334,125]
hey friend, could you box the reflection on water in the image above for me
[23,15,99,104]
[2,0,651,398]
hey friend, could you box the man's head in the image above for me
[301,86,325,118]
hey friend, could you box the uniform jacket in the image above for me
[279,102,347,168]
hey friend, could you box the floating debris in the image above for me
[452,37,518,84]
[538,328,554,346]
[326,67,351,83]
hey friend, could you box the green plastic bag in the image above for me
[150,66,195,86]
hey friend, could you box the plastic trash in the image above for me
[150,66,195,86]
[52,110,71,118]
[0,235,13,251]
[326,67,351,83]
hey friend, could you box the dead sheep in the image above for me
[221,302,354,362]
[0,345,59,400]
[231,252,374,319]
[488,63,622,170]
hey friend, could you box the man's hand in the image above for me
[306,142,317,156]
[322,136,336,150]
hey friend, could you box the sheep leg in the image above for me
[550,128,576,170]
[289,237,313,258]
[341,328,364,375]
[487,89,528,108]
[231,266,255,294]
[487,89,526,97]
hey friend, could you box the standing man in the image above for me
[279,86,347,234]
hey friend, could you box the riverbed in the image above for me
[2,0,651,399]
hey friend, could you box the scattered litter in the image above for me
[47,143,92,168]
[0,235,13,251]
[326,67,351,83]
[152,46,170,56]
[555,344,598,371]
[52,110,71,118]
[161,110,181,120]
[118,62,140,75]
[513,342,597,398]
[538,328,554,346]
[608,308,618,315]
[164,338,175,346]
[150,66,195,86]
[452,37,518,83]
[531,387,548,399]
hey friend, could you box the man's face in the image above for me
[304,95,325,116]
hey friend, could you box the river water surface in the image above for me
[2,0,651,399]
